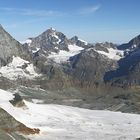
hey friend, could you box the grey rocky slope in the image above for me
[0,25,30,67]
[67,48,117,88]
[28,28,69,53]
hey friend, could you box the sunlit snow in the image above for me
[20,39,32,46]
[32,48,40,53]
[0,89,140,140]
[78,38,88,45]
[0,56,40,80]
[47,44,84,63]
[95,48,124,60]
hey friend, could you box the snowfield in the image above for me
[0,56,40,80]
[47,44,84,63]
[95,48,124,60]
[20,39,32,46]
[0,89,140,140]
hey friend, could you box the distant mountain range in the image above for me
[0,24,140,114]
[21,26,140,90]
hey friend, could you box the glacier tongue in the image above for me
[0,89,140,140]
[47,44,84,63]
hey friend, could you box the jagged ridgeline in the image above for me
[1,24,140,93]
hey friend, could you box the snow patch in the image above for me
[95,48,124,60]
[132,44,137,49]
[47,44,84,63]
[0,56,40,80]
[51,32,61,44]
[20,39,32,46]
[78,38,88,45]
[32,99,44,104]
[68,44,84,52]
[32,48,40,53]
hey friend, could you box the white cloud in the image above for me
[0,7,63,17]
[79,5,101,15]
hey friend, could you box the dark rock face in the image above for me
[29,28,70,53]
[94,42,117,52]
[70,36,90,48]
[104,35,140,88]
[68,49,118,88]
[118,34,140,51]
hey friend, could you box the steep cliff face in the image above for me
[68,48,118,88]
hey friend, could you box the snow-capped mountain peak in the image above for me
[21,28,90,64]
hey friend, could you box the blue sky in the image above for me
[0,0,140,43]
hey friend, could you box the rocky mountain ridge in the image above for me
[0,25,140,114]
[1,25,140,90]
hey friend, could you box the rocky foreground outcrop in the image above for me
[0,107,40,139]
